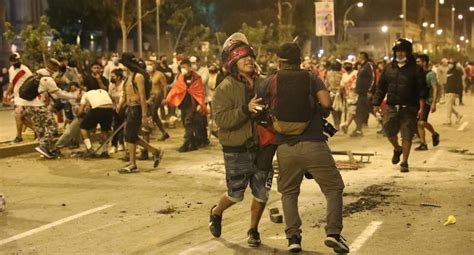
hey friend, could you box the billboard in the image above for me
[315,2,335,36]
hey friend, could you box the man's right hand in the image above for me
[248,95,263,113]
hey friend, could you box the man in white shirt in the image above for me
[4,53,38,143]
[77,88,114,157]
[103,52,125,82]
[22,58,78,158]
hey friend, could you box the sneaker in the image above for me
[432,133,440,147]
[455,114,463,124]
[400,162,409,173]
[117,144,125,151]
[247,228,261,247]
[414,143,428,151]
[209,205,222,238]
[157,133,170,141]
[349,130,363,137]
[340,124,348,134]
[35,145,54,159]
[391,149,403,164]
[83,149,98,158]
[288,235,302,253]
[152,149,164,168]
[109,146,117,154]
[12,137,23,143]
[324,235,350,254]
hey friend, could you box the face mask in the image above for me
[396,57,407,63]
[448,64,454,69]
[13,62,21,69]
[59,65,67,73]
[181,68,189,76]
[110,78,117,84]
[344,66,353,72]
[146,65,154,73]
[149,56,157,62]
[111,57,119,64]
[161,60,168,66]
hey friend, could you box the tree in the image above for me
[4,16,89,70]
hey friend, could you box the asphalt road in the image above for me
[0,96,473,254]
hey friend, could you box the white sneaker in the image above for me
[109,146,117,154]
[117,144,124,151]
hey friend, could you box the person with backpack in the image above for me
[166,58,206,152]
[268,43,349,253]
[117,53,164,173]
[4,53,36,143]
[21,58,79,158]
[208,33,269,248]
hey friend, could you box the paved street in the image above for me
[0,108,17,143]
[0,96,473,254]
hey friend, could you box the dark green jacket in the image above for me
[212,75,260,147]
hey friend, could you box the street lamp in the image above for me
[381,25,389,33]
[422,22,428,28]
[436,29,443,35]
[439,0,444,4]
[343,2,364,41]
[460,36,465,41]
[470,6,474,11]
[458,14,463,20]
[430,23,435,28]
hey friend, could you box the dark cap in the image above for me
[392,38,413,54]
[277,43,301,65]
[9,53,20,62]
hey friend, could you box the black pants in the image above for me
[112,107,125,147]
[180,106,195,144]
[149,94,166,133]
[194,112,209,146]
[355,95,370,131]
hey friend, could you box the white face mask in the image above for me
[146,65,154,73]
[111,57,119,64]
[396,57,407,63]
[448,64,454,69]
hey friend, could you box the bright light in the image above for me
[422,22,428,27]
[347,55,355,61]
[383,56,389,61]
[452,7,455,12]
[381,25,389,33]
[470,6,474,11]
[317,53,322,58]
[319,49,324,54]
[430,23,435,28]
[460,36,465,41]
[90,34,94,40]
[423,49,428,54]
[456,44,460,48]
[11,44,18,53]
[466,40,470,43]
[356,2,364,7]
[439,0,445,4]
[399,14,404,19]
[436,29,443,35]
[458,14,463,20]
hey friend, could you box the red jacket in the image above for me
[166,72,207,113]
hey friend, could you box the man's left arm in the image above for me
[416,68,426,119]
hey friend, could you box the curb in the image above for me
[0,141,38,159]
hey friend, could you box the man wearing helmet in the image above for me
[208,33,268,248]
[372,39,427,173]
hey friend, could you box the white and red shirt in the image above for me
[9,64,43,106]
[80,89,113,109]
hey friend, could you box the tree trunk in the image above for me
[121,23,127,52]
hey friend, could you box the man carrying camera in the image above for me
[209,33,268,248]
[268,43,349,253]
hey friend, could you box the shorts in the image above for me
[419,104,431,122]
[383,105,418,140]
[347,104,357,115]
[223,151,269,203]
[80,107,113,131]
[124,105,142,143]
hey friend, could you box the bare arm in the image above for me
[316,89,332,108]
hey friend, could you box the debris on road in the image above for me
[331,150,376,170]
[157,206,176,215]
[0,193,5,212]
[343,184,395,217]
[420,203,441,208]
[269,208,283,223]
[443,215,456,226]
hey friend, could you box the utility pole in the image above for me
[402,0,407,38]
[156,0,160,54]
[451,4,455,45]
[435,0,439,54]
[137,0,143,58]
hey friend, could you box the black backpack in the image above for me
[131,72,152,100]
[19,74,42,101]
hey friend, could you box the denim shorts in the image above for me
[223,151,269,203]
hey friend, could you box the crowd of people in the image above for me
[0,31,473,253]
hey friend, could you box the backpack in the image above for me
[131,72,152,100]
[270,69,314,135]
[19,74,42,101]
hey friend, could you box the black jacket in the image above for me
[356,61,374,95]
[372,61,426,107]
[445,67,464,94]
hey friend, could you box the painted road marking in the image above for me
[457,121,469,131]
[425,149,443,167]
[0,204,114,247]
[349,221,383,253]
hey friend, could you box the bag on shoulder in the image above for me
[270,69,314,135]
[19,74,42,101]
